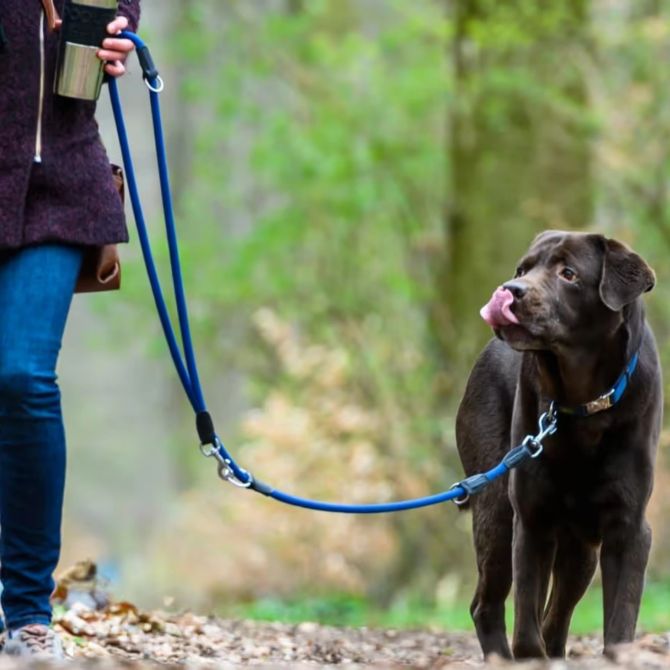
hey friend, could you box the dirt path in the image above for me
[47,605,670,668]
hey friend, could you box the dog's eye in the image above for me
[514,266,525,278]
[559,267,577,282]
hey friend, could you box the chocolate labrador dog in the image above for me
[456,231,662,660]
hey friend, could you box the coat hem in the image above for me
[0,233,130,252]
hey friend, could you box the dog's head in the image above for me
[481,231,655,352]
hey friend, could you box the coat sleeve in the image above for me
[116,0,141,33]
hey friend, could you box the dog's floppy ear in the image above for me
[599,238,655,311]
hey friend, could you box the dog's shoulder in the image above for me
[459,338,520,415]
[474,337,522,383]
[634,320,663,419]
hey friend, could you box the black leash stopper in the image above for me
[137,44,159,82]
[196,411,217,447]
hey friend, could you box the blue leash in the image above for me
[107,33,558,513]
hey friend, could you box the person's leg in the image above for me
[0,243,84,631]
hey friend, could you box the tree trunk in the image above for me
[436,0,593,378]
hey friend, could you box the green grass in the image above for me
[224,581,670,633]
[569,581,670,634]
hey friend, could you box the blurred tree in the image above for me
[436,0,595,369]
[589,0,670,575]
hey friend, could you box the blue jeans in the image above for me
[0,243,84,631]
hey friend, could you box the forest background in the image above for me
[58,0,670,631]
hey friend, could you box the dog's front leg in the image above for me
[601,519,651,650]
[511,514,556,659]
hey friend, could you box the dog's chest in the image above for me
[544,418,607,457]
[542,421,614,539]
[546,471,605,542]
[564,421,605,451]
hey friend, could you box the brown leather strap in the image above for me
[74,165,125,294]
[40,0,61,32]
[75,245,121,293]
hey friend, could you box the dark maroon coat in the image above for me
[0,0,141,250]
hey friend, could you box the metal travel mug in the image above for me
[55,0,118,101]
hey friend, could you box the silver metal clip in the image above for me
[522,404,558,459]
[199,441,217,458]
[199,437,253,489]
[522,435,544,458]
[449,404,558,506]
[217,460,253,488]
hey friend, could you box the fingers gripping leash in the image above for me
[109,33,559,515]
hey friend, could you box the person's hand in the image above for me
[97,16,135,78]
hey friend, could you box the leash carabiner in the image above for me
[523,403,558,459]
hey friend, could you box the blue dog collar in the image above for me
[554,350,640,417]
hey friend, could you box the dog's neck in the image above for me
[534,301,645,407]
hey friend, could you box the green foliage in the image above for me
[589,4,670,366]
[176,1,447,317]
[170,0,453,475]
[225,580,670,633]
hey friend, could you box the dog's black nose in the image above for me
[502,281,527,299]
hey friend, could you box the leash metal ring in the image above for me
[453,493,470,506]
[145,75,164,93]
[529,443,543,459]
[217,462,253,488]
[449,484,470,507]
[199,442,217,458]
[522,435,544,459]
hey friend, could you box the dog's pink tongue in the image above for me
[480,287,519,327]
